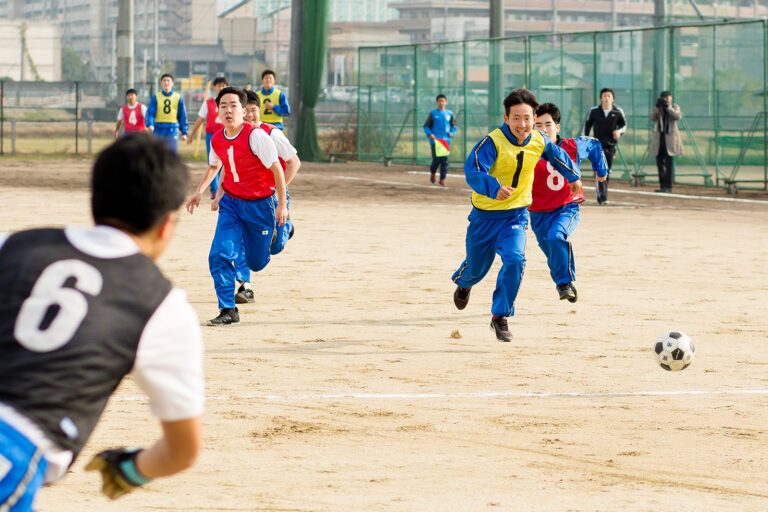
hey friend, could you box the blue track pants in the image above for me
[0,420,47,511]
[452,207,528,318]
[209,193,276,308]
[153,124,179,152]
[529,202,580,286]
[232,193,291,284]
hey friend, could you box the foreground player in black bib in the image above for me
[0,134,204,509]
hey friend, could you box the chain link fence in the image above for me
[357,19,768,191]
[0,80,356,160]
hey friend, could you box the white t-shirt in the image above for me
[208,126,279,169]
[258,122,297,161]
[117,103,148,121]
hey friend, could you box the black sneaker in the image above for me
[556,283,577,302]
[490,316,512,342]
[206,307,240,326]
[567,282,578,303]
[235,284,254,304]
[453,286,471,310]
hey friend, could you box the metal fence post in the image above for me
[763,20,768,190]
[0,80,4,156]
[713,25,719,186]
[462,40,468,161]
[413,44,418,164]
[356,46,361,160]
[11,119,16,155]
[87,120,93,155]
[75,81,80,155]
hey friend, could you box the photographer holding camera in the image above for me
[650,91,683,193]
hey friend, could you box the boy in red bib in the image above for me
[114,89,147,137]
[188,77,228,199]
[186,87,287,326]
[213,90,301,304]
[531,103,608,302]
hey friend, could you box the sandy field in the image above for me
[2,157,768,511]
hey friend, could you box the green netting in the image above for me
[358,19,768,190]
[295,0,329,162]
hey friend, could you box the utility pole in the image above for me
[552,0,557,33]
[288,0,303,143]
[153,0,159,91]
[489,0,503,128]
[653,0,666,96]
[19,25,25,81]
[117,0,134,98]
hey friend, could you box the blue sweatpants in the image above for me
[452,207,528,318]
[0,420,48,512]
[153,124,179,152]
[205,132,222,196]
[529,202,580,286]
[233,192,291,284]
[209,193,277,308]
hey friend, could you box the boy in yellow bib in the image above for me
[146,74,188,152]
[451,89,582,342]
[255,69,291,130]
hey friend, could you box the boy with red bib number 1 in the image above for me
[186,87,287,326]
[531,103,608,303]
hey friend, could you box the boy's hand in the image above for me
[495,186,514,201]
[85,448,151,500]
[569,180,583,195]
[186,192,202,214]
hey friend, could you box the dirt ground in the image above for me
[2,157,768,511]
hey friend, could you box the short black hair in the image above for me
[125,88,137,96]
[216,86,247,107]
[599,87,615,98]
[536,102,561,124]
[261,69,275,79]
[212,76,228,87]
[659,90,672,99]
[245,89,260,107]
[91,134,188,235]
[503,88,538,116]
[160,73,174,82]
[436,94,447,101]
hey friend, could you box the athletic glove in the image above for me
[85,447,152,500]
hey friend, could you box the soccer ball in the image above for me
[654,331,695,371]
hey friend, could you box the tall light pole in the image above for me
[653,0,666,96]
[489,0,503,127]
[153,0,159,89]
[117,0,134,96]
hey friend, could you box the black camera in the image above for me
[656,97,668,108]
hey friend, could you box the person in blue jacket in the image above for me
[256,70,291,130]
[145,74,188,152]
[423,94,457,186]
[451,89,582,343]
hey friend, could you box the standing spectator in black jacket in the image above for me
[583,88,626,204]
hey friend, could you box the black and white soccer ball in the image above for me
[654,331,695,371]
